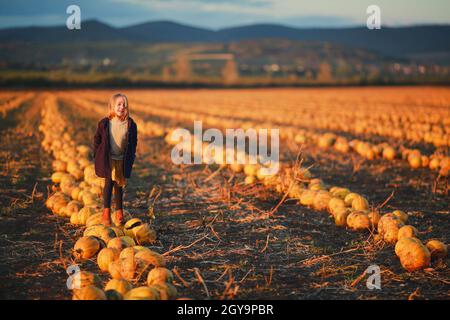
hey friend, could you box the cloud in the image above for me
[114,0,274,15]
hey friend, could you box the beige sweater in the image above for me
[109,118,128,160]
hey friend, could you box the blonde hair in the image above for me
[108,93,129,121]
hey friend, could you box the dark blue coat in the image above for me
[93,117,137,179]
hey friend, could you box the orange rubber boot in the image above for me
[102,208,111,226]
[116,209,124,226]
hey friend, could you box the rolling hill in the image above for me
[1,19,449,58]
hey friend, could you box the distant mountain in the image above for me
[0,20,122,42]
[217,25,450,57]
[0,19,449,58]
[121,21,215,42]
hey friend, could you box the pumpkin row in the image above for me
[165,130,448,272]
[294,131,449,176]
[76,89,450,148]
[39,94,182,300]
[103,94,450,172]
[0,92,35,118]
[66,94,449,177]
[243,162,448,272]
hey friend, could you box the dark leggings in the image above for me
[103,177,123,209]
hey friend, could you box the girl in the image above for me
[93,93,138,226]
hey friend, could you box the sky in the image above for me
[0,0,449,29]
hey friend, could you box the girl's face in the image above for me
[114,96,127,118]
